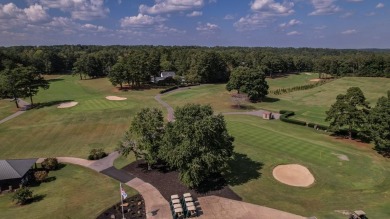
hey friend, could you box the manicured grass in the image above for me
[0,75,163,159]
[225,115,390,218]
[267,72,319,89]
[0,99,17,120]
[0,164,137,218]
[162,76,390,124]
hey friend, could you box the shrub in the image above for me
[88,148,107,160]
[12,187,33,205]
[34,171,48,182]
[41,158,59,170]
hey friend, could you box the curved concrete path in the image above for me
[46,152,170,218]
[0,99,31,125]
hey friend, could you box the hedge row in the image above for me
[279,110,328,131]
[270,80,331,95]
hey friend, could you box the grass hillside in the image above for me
[0,75,163,159]
[162,75,390,125]
[226,115,390,218]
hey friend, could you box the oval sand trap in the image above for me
[310,78,322,82]
[273,164,315,187]
[57,101,78,109]
[106,96,127,101]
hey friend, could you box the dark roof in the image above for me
[0,159,37,180]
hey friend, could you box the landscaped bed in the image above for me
[96,194,145,219]
[122,160,241,201]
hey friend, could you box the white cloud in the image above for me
[39,0,109,20]
[376,3,384,9]
[346,0,363,2]
[120,14,166,28]
[139,0,204,14]
[279,19,302,28]
[309,0,341,16]
[155,24,186,34]
[0,3,48,22]
[196,22,219,31]
[234,13,271,31]
[341,29,357,35]
[224,14,234,20]
[24,4,48,22]
[187,11,202,17]
[82,23,107,32]
[286,31,301,35]
[251,0,294,15]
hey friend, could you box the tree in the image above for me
[12,187,33,205]
[117,130,142,161]
[240,68,269,102]
[226,67,269,102]
[226,66,247,94]
[0,66,49,107]
[368,91,390,153]
[120,108,164,170]
[160,104,234,188]
[326,87,370,139]
[108,61,126,89]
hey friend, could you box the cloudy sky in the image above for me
[0,0,388,48]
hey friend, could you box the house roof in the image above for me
[0,159,37,180]
[161,71,176,78]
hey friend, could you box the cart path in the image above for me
[155,86,280,121]
[42,152,309,218]
[0,99,31,125]
[40,152,171,218]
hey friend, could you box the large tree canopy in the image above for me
[160,104,234,188]
[226,67,269,102]
[118,107,164,170]
[0,66,49,107]
[369,91,390,153]
[325,87,370,139]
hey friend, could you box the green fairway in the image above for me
[267,72,319,89]
[0,164,137,219]
[162,76,390,125]
[0,75,163,159]
[225,115,390,218]
[0,99,17,120]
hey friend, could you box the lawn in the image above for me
[0,164,137,219]
[162,75,390,125]
[0,99,17,121]
[225,115,390,218]
[0,75,163,159]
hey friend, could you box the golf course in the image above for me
[0,73,389,218]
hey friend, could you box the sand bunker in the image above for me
[310,79,322,82]
[57,101,78,109]
[273,164,315,187]
[305,73,312,75]
[106,96,127,101]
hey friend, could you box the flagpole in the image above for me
[120,183,125,219]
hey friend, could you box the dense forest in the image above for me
[1,45,390,86]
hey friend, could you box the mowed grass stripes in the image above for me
[225,115,390,219]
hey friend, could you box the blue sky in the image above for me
[0,0,388,48]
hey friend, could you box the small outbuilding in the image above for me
[263,112,273,120]
[0,159,37,192]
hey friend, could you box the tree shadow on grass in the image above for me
[225,152,263,186]
[47,78,64,83]
[262,96,280,103]
[33,100,74,109]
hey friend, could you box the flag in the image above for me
[120,185,128,199]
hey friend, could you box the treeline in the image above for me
[1,45,390,84]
